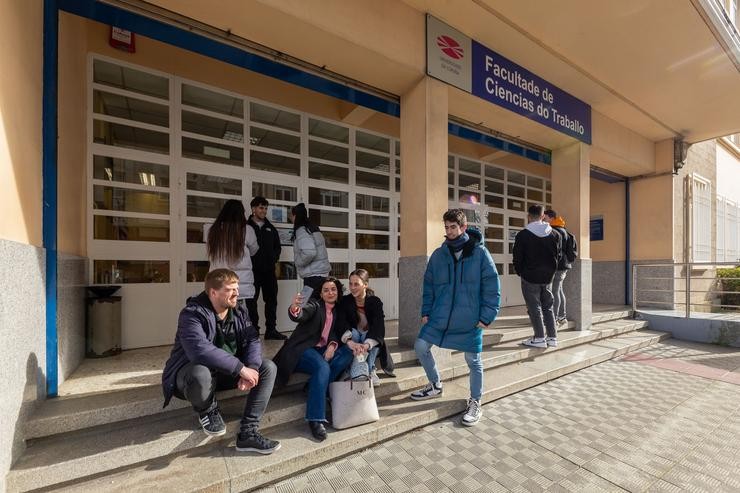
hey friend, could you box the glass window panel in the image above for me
[528,176,544,189]
[395,159,401,175]
[276,261,298,280]
[187,221,208,243]
[546,192,552,203]
[356,213,389,231]
[448,187,455,200]
[93,90,169,127]
[250,102,300,132]
[93,156,169,187]
[396,142,401,156]
[508,184,525,198]
[488,212,504,225]
[94,120,169,154]
[462,209,482,224]
[267,205,292,225]
[356,150,390,172]
[309,140,349,164]
[308,119,349,143]
[527,189,543,201]
[330,262,350,279]
[507,198,526,212]
[182,84,243,117]
[93,185,169,214]
[458,174,480,191]
[309,161,349,184]
[252,182,297,202]
[182,137,243,166]
[308,187,348,208]
[509,263,516,273]
[355,262,390,278]
[546,180,552,191]
[485,195,504,209]
[187,195,229,218]
[356,170,389,190]
[485,180,504,195]
[312,210,349,228]
[509,243,514,254]
[395,177,400,193]
[448,171,455,186]
[356,233,389,250]
[485,165,505,180]
[509,216,525,228]
[186,261,210,283]
[323,231,349,248]
[459,192,480,205]
[355,194,389,213]
[250,126,300,154]
[93,260,169,284]
[448,155,454,169]
[485,227,504,240]
[94,216,169,242]
[182,110,243,142]
[186,173,241,195]
[486,242,504,255]
[459,158,480,175]
[356,131,390,153]
[250,150,299,175]
[508,171,526,185]
[495,263,504,274]
[93,59,168,100]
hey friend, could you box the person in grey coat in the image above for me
[290,203,331,292]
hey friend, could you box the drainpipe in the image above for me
[625,177,630,306]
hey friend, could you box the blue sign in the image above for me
[590,217,604,241]
[471,41,591,144]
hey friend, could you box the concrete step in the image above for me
[23,317,642,441]
[16,327,668,493]
[9,318,651,492]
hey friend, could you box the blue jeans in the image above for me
[414,338,483,401]
[349,328,380,378]
[295,345,353,422]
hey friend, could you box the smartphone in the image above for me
[299,285,314,308]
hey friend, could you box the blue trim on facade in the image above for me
[58,0,401,117]
[448,122,551,165]
[43,0,59,397]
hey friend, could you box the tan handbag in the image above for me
[328,379,380,429]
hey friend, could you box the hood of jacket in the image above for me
[443,227,484,258]
[550,216,566,228]
[525,220,553,238]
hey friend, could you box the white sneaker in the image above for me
[521,337,547,348]
[462,398,482,426]
[410,382,443,400]
[370,369,380,387]
[546,337,558,347]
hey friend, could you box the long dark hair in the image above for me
[349,268,375,296]
[207,199,247,265]
[291,202,320,237]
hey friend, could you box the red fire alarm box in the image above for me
[109,26,135,53]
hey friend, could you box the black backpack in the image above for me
[553,227,578,267]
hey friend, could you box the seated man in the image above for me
[162,268,279,454]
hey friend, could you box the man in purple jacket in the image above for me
[162,268,279,454]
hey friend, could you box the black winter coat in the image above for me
[512,229,561,284]
[337,294,395,374]
[247,216,282,272]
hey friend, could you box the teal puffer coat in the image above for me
[418,228,501,353]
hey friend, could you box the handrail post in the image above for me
[685,263,690,318]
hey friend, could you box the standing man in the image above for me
[162,269,280,454]
[513,205,561,348]
[248,196,287,340]
[409,209,500,427]
[544,209,578,326]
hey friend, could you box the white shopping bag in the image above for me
[328,379,379,429]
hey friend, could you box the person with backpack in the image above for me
[544,209,578,326]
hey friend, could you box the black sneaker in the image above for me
[198,407,226,436]
[236,430,281,454]
[265,329,287,340]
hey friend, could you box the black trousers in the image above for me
[251,269,279,332]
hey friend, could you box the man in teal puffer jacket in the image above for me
[409,209,501,426]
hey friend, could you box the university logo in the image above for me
[437,35,464,60]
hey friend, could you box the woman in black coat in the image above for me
[272,277,353,441]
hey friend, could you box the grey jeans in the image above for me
[520,279,557,339]
[552,270,568,322]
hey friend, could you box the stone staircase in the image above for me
[6,309,668,492]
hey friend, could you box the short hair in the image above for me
[544,209,557,219]
[205,269,239,292]
[250,196,268,208]
[442,209,467,227]
[528,204,544,218]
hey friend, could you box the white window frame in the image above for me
[690,173,712,262]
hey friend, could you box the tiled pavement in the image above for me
[255,340,740,493]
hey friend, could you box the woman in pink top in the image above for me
[272,277,353,441]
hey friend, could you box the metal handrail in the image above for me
[632,262,740,318]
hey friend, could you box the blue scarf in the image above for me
[445,232,469,252]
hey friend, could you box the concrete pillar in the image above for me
[552,142,592,330]
[398,77,448,347]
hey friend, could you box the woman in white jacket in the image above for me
[290,203,330,292]
[207,199,260,328]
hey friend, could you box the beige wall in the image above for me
[590,178,625,261]
[0,0,43,246]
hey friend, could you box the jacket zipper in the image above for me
[440,254,459,347]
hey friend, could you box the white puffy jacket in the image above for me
[293,227,330,279]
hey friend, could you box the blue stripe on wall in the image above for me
[448,122,551,165]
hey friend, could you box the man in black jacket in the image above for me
[161,269,280,453]
[513,205,562,349]
[248,196,287,340]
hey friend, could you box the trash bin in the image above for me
[86,285,122,358]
